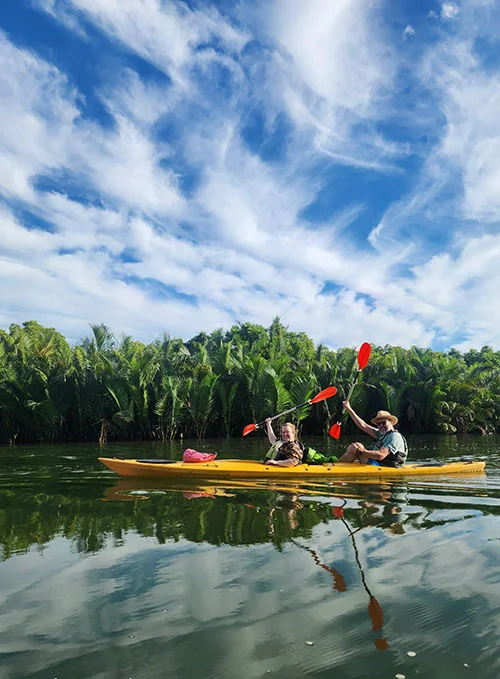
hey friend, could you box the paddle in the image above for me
[335,499,388,648]
[329,342,371,439]
[242,385,338,436]
[291,539,347,592]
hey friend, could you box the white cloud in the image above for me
[0,29,186,219]
[366,2,500,348]
[0,206,49,251]
[0,32,80,201]
[78,115,184,216]
[403,24,416,39]
[2,2,500,350]
[269,0,391,113]
[436,62,500,221]
[35,0,89,38]
[101,68,178,126]
[410,234,500,349]
[441,3,460,20]
[36,0,250,87]
[252,0,401,171]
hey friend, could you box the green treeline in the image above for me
[1,319,499,444]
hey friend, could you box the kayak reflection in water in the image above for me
[263,419,304,467]
[339,401,408,467]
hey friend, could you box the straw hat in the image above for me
[371,410,398,426]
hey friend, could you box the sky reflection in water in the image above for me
[0,438,499,679]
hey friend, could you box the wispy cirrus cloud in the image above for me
[1,1,500,350]
[39,0,250,86]
[0,30,184,216]
[0,33,79,201]
[256,0,403,171]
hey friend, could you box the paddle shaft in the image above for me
[345,369,362,403]
[330,344,371,438]
[243,385,337,436]
[255,399,314,431]
[330,371,361,435]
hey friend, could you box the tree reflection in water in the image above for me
[2,474,496,661]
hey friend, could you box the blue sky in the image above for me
[1,0,500,351]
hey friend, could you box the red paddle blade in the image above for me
[332,569,347,593]
[310,385,337,404]
[368,596,384,631]
[242,423,257,437]
[357,342,371,370]
[374,638,389,651]
[329,422,341,439]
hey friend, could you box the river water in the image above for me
[1,435,499,679]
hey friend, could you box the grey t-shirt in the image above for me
[372,429,408,466]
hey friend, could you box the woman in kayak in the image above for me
[264,419,304,467]
[339,402,408,467]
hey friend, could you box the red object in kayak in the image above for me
[183,448,217,463]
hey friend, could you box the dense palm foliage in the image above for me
[1,320,499,444]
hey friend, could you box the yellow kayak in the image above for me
[99,457,486,480]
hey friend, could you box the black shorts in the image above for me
[378,457,403,468]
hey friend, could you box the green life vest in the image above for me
[265,442,338,465]
[265,442,282,461]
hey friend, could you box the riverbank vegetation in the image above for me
[1,320,499,444]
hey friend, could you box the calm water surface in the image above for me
[1,435,500,679]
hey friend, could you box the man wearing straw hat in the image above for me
[339,401,408,467]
